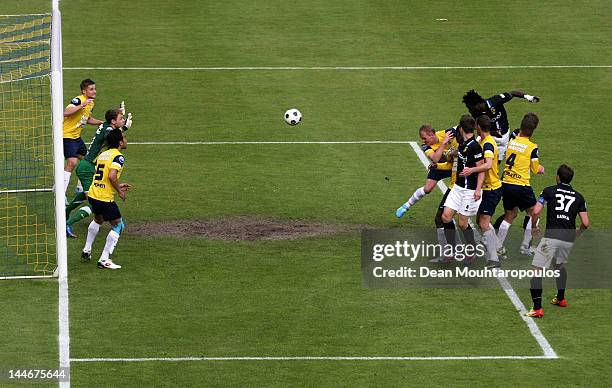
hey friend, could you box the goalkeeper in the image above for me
[66,106,133,238]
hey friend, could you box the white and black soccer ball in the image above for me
[284,108,302,126]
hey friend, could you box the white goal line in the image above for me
[129,141,411,145]
[71,355,557,363]
[63,65,612,71]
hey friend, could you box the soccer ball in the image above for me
[284,108,302,125]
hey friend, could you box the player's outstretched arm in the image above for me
[509,90,540,102]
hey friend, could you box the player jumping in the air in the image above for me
[66,108,133,238]
[396,124,458,218]
[462,89,540,236]
[82,128,132,270]
[526,164,589,318]
[459,115,502,267]
[62,79,104,196]
[496,113,545,257]
[462,89,539,161]
[440,115,485,263]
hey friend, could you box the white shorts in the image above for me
[444,185,482,217]
[532,237,574,268]
[494,130,510,161]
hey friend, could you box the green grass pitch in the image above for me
[2,0,612,386]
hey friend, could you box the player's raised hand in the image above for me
[442,131,454,144]
[538,165,545,174]
[524,94,540,103]
[122,113,133,130]
[119,101,126,115]
[83,98,95,106]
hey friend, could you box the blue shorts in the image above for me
[427,169,452,181]
[88,197,121,221]
[63,138,87,158]
[502,183,537,211]
[478,187,502,216]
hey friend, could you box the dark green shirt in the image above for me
[84,121,126,163]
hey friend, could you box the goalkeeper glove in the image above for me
[524,94,540,103]
[122,113,132,130]
[119,101,126,115]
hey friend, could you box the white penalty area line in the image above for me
[129,141,410,145]
[408,141,558,360]
[71,355,555,363]
[63,65,612,71]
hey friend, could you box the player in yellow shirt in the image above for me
[62,79,105,196]
[496,113,545,256]
[396,124,458,217]
[81,128,131,270]
[459,115,502,266]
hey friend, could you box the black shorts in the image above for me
[427,169,452,181]
[88,197,121,221]
[63,138,87,158]
[502,183,537,211]
[438,188,451,211]
[478,187,502,216]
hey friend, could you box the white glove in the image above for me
[524,94,539,103]
[119,101,126,115]
[122,113,132,130]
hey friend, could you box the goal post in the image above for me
[0,2,67,280]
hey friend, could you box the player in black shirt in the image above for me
[440,115,485,262]
[526,165,589,318]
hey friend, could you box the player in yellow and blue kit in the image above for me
[496,113,545,256]
[81,128,131,270]
[63,79,104,196]
[396,124,458,217]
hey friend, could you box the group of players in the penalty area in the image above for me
[62,78,133,270]
[395,90,590,318]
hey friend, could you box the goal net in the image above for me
[0,13,61,279]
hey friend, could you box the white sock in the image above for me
[63,170,72,194]
[407,187,427,207]
[497,220,512,247]
[521,218,532,248]
[83,221,100,253]
[100,230,120,261]
[436,227,446,245]
[483,229,499,262]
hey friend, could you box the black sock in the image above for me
[530,277,543,310]
[443,221,456,246]
[463,225,476,246]
[556,267,567,299]
[493,215,505,231]
[522,215,531,229]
